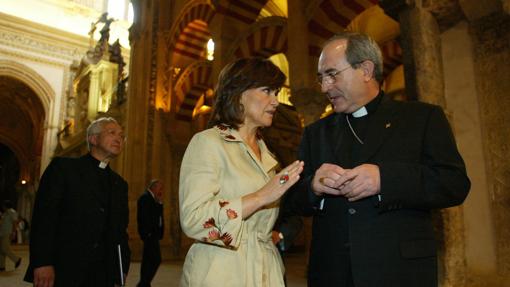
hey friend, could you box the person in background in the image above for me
[272,193,303,287]
[24,117,131,287]
[137,179,164,287]
[272,194,303,255]
[179,57,304,287]
[0,200,21,271]
[288,32,470,287]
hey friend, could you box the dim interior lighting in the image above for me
[21,180,27,185]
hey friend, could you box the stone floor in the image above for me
[0,244,308,287]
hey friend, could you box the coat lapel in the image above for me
[320,114,344,164]
[356,97,400,164]
[331,115,348,164]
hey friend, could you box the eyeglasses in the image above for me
[317,65,353,87]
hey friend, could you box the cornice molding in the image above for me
[0,12,130,64]
[0,30,85,62]
[0,47,67,68]
[0,12,89,60]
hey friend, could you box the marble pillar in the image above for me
[287,0,329,125]
[381,1,467,286]
[469,11,510,278]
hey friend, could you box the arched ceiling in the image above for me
[174,61,213,121]
[307,0,379,56]
[174,20,212,61]
[230,16,287,59]
[306,1,403,81]
[0,76,45,170]
[214,0,269,24]
[169,2,215,65]
[346,5,401,77]
[169,0,404,122]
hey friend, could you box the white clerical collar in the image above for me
[351,106,368,118]
[99,159,109,169]
[148,188,156,199]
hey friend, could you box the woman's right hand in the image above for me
[242,160,304,218]
[258,160,304,206]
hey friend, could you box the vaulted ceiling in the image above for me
[0,76,45,179]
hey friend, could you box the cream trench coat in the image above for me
[179,125,285,287]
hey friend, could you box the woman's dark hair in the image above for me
[208,57,286,129]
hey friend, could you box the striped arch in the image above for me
[228,16,287,60]
[174,61,213,121]
[214,0,269,24]
[169,1,216,61]
[381,40,402,79]
[306,1,402,85]
[307,0,379,57]
[175,20,211,61]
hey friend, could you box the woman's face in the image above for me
[240,86,279,129]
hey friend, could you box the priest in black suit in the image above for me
[24,117,130,287]
[136,179,164,287]
[288,32,470,287]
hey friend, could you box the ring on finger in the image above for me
[279,171,289,185]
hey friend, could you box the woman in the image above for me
[179,57,304,287]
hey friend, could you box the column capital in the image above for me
[379,0,416,21]
[459,0,503,21]
[289,87,329,126]
[504,0,510,14]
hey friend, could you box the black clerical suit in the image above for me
[137,190,164,287]
[289,92,470,287]
[24,154,130,287]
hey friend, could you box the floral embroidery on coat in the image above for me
[215,124,240,142]
[202,200,238,246]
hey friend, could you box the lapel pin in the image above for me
[385,123,391,128]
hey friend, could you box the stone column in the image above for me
[400,7,445,105]
[287,0,329,125]
[123,0,158,258]
[166,120,195,258]
[504,0,510,14]
[467,8,510,279]
[380,1,466,286]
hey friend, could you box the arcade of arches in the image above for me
[0,0,509,286]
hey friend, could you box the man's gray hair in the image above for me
[86,117,119,151]
[147,179,162,190]
[323,32,384,83]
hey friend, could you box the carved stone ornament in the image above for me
[289,87,330,125]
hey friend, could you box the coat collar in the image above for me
[324,93,400,165]
[214,124,278,177]
[215,124,243,142]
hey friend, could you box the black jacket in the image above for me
[24,154,131,286]
[289,95,470,287]
[137,190,164,241]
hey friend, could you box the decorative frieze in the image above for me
[0,30,86,63]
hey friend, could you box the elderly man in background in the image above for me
[25,117,131,287]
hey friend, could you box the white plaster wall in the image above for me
[441,21,496,274]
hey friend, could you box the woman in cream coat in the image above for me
[179,58,304,287]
